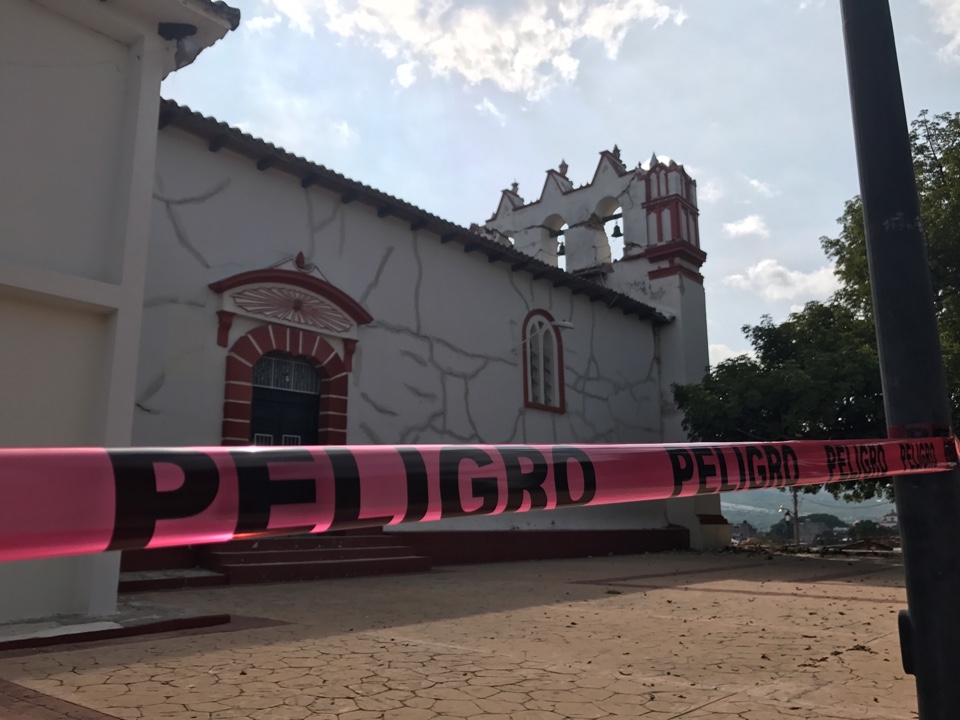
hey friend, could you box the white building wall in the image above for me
[133,128,676,533]
[1,1,129,283]
[483,152,727,547]
[0,0,233,623]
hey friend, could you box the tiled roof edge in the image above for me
[157,99,671,325]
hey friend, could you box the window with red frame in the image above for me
[523,311,565,412]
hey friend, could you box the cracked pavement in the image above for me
[0,552,919,719]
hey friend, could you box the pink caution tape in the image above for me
[0,437,954,562]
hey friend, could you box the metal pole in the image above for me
[840,3,960,717]
[792,488,800,550]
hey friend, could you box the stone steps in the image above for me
[203,535,431,584]
[204,545,414,568]
[219,555,433,585]
[221,535,410,551]
[118,568,228,593]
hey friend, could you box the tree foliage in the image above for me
[849,520,897,541]
[822,110,960,425]
[674,110,960,503]
[804,513,847,529]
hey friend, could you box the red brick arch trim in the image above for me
[209,268,373,326]
[222,324,349,446]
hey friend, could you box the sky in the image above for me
[163,0,960,364]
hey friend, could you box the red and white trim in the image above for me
[222,324,349,446]
[522,309,566,414]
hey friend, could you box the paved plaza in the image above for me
[0,551,918,719]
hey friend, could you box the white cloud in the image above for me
[475,97,507,126]
[922,0,960,61]
[332,120,360,146]
[246,14,282,32]
[265,0,315,35]
[245,73,358,155]
[698,178,724,203]
[745,176,779,198]
[709,343,751,366]
[673,7,688,25]
[724,259,840,302]
[723,214,770,239]
[267,0,685,101]
[396,61,418,88]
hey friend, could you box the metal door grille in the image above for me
[252,355,320,394]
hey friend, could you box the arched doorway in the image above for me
[250,354,320,446]
[222,325,350,446]
[211,264,372,447]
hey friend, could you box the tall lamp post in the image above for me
[840,2,960,716]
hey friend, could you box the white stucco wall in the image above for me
[0,294,110,446]
[483,152,725,547]
[0,0,233,623]
[134,127,687,534]
[1,0,129,283]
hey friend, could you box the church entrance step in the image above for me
[203,545,413,568]
[215,535,409,552]
[220,555,432,584]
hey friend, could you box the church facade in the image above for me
[133,102,726,555]
[2,0,726,624]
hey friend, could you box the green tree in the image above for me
[766,519,791,542]
[674,302,884,444]
[804,513,847,529]
[849,520,897,541]
[675,110,960,502]
[815,528,843,546]
[821,110,960,425]
[673,302,887,501]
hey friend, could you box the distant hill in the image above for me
[721,488,896,530]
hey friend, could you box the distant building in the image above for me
[879,511,899,529]
[731,522,757,542]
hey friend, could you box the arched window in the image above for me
[523,310,565,413]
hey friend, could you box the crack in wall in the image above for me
[305,192,340,260]
[143,296,206,308]
[154,175,229,269]
[373,320,518,371]
[398,348,429,368]
[411,232,424,334]
[508,271,532,311]
[399,410,446,444]
[360,247,395,305]
[558,300,659,443]
[135,372,166,413]
[359,422,384,444]
[360,391,399,417]
[352,217,551,446]
[360,309,523,444]
[154,178,231,206]
[359,256,655,445]
[403,383,438,401]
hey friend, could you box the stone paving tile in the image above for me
[0,552,921,719]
